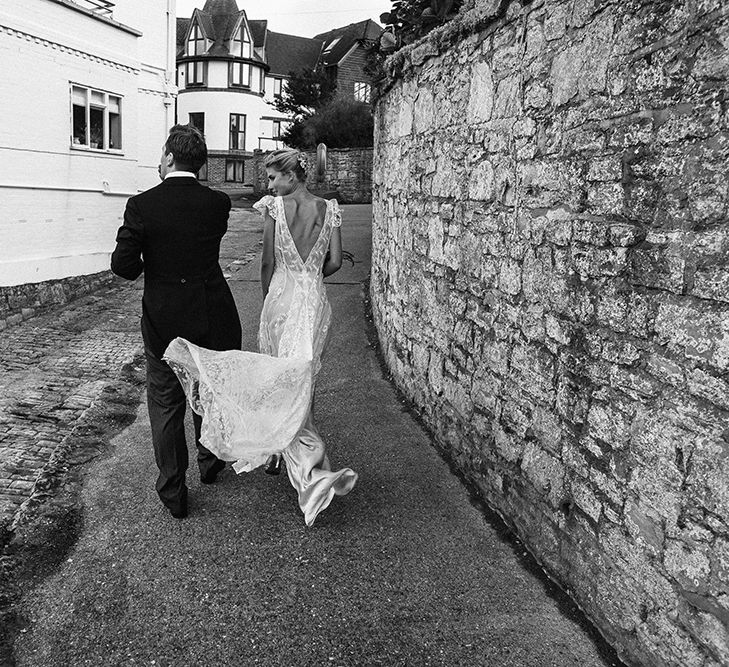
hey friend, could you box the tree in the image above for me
[273,68,337,120]
[281,98,374,150]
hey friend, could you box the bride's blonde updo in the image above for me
[264,149,307,181]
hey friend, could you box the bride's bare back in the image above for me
[281,196,328,264]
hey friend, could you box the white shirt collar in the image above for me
[164,171,196,179]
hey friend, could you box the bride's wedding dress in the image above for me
[164,195,357,526]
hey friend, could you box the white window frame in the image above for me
[185,61,207,87]
[229,62,251,88]
[229,113,246,150]
[231,25,251,59]
[70,84,123,152]
[354,81,371,103]
[273,77,283,97]
[225,159,245,183]
[187,22,206,56]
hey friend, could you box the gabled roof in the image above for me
[196,10,215,39]
[248,19,267,48]
[176,17,190,47]
[175,4,376,76]
[176,1,264,62]
[265,31,322,77]
[314,19,382,66]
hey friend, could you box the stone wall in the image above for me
[251,147,373,203]
[370,1,729,665]
[0,272,114,331]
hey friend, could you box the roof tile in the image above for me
[265,31,322,77]
[315,19,381,66]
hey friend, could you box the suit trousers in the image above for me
[145,349,221,511]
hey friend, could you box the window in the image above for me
[185,61,206,86]
[188,112,205,135]
[354,81,371,103]
[231,25,251,59]
[323,37,341,56]
[187,23,206,56]
[229,62,251,88]
[197,161,208,181]
[273,78,283,97]
[71,85,122,151]
[229,114,246,150]
[272,120,282,139]
[225,160,245,182]
[74,0,114,16]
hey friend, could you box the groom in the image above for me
[111,124,242,519]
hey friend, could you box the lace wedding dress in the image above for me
[164,195,357,526]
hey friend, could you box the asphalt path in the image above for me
[11,205,622,666]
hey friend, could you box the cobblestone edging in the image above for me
[0,272,114,331]
[0,210,264,538]
[371,1,729,665]
[0,282,144,535]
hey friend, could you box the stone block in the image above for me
[587,400,631,447]
[493,423,524,463]
[608,222,646,247]
[665,540,712,593]
[530,405,562,455]
[625,499,665,555]
[543,3,568,40]
[521,442,566,508]
[587,182,624,215]
[655,300,729,372]
[571,481,602,523]
[498,258,521,296]
[629,233,686,293]
[686,367,729,410]
[467,60,494,122]
[467,159,496,201]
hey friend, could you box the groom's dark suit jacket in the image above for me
[111,176,242,358]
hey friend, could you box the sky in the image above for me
[176,0,392,38]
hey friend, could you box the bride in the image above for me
[164,149,358,526]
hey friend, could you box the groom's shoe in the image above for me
[170,502,188,519]
[167,489,188,519]
[200,458,226,484]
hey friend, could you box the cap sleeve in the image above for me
[329,199,342,228]
[253,195,276,218]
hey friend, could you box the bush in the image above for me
[281,98,374,150]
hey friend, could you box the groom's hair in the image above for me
[165,124,207,172]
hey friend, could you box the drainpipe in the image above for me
[164,0,176,128]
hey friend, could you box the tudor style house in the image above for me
[176,0,380,191]
[0,0,176,288]
[315,20,382,105]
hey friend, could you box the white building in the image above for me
[0,0,177,287]
[175,0,323,189]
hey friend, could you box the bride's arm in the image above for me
[322,227,342,277]
[260,214,275,297]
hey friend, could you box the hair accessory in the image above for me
[297,152,308,172]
